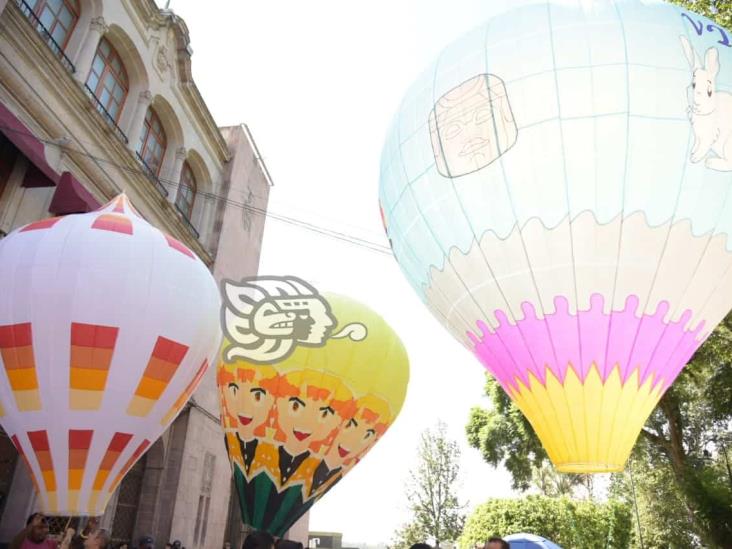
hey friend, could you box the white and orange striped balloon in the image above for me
[0,195,222,515]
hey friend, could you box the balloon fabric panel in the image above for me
[0,195,222,514]
[379,0,732,472]
[218,292,409,536]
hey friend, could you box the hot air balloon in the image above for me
[0,195,222,514]
[379,0,732,473]
[218,277,409,536]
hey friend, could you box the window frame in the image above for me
[29,0,80,50]
[85,37,129,123]
[137,108,167,176]
[176,161,197,219]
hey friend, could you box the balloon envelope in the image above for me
[504,533,563,549]
[379,0,732,472]
[0,195,222,514]
[218,293,409,536]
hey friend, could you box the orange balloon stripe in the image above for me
[160,359,208,425]
[69,323,119,409]
[19,217,62,232]
[68,430,93,490]
[27,430,56,492]
[92,214,133,235]
[91,432,132,491]
[165,235,194,259]
[109,438,150,493]
[0,323,40,411]
[127,336,188,417]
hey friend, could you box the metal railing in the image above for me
[16,0,75,74]
[135,152,168,198]
[84,84,129,144]
[175,201,200,239]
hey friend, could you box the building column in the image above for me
[126,91,153,156]
[168,147,187,203]
[73,17,107,85]
[0,0,9,17]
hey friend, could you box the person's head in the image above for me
[275,540,303,549]
[84,529,110,549]
[242,531,274,549]
[172,541,182,549]
[224,542,232,549]
[485,538,509,549]
[409,544,433,549]
[118,543,129,549]
[139,536,155,549]
[25,513,49,543]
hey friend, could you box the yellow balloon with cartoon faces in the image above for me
[217,290,409,536]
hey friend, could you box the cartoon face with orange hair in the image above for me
[323,393,392,470]
[220,364,278,441]
[273,370,354,456]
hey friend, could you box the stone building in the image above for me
[0,0,278,547]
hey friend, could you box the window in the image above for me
[27,0,79,49]
[176,162,197,218]
[137,108,167,175]
[193,453,215,547]
[85,38,128,122]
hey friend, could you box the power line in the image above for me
[0,124,393,256]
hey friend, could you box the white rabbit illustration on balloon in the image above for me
[680,35,732,171]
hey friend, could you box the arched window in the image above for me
[176,162,197,218]
[137,108,167,175]
[28,0,79,50]
[85,38,128,122]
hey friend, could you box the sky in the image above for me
[157,0,533,543]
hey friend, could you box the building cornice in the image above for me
[130,0,231,165]
[0,4,214,266]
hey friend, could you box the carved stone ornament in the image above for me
[156,44,172,74]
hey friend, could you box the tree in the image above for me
[402,422,465,548]
[390,521,429,549]
[459,496,632,549]
[465,312,732,547]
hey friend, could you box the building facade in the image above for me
[0,0,277,547]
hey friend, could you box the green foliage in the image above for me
[668,0,732,29]
[402,422,465,547]
[458,496,632,549]
[389,521,429,549]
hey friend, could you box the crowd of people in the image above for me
[8,514,191,549]
[10,514,510,549]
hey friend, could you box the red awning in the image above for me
[49,172,101,214]
[0,101,59,185]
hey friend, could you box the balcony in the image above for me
[174,202,200,239]
[135,152,169,198]
[84,85,129,145]
[16,0,75,74]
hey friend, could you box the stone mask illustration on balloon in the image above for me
[221,276,367,364]
[429,73,518,178]
[218,287,409,536]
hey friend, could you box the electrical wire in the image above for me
[0,124,394,256]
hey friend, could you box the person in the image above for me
[10,514,57,549]
[138,538,154,549]
[241,531,274,549]
[165,544,172,549]
[408,544,432,549]
[83,530,109,549]
[275,541,303,549]
[484,538,509,549]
